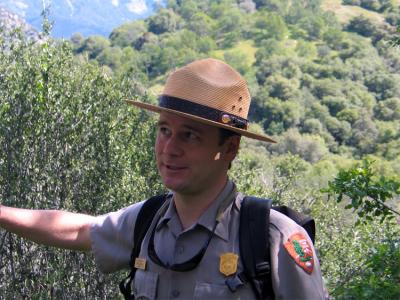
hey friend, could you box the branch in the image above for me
[371,196,400,217]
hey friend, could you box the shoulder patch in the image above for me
[284,232,314,274]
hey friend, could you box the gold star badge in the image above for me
[219,252,238,276]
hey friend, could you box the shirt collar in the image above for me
[196,180,234,241]
[156,180,236,241]
[156,192,176,231]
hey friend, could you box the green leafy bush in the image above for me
[0,30,163,298]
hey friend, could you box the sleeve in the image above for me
[90,200,145,274]
[269,210,329,300]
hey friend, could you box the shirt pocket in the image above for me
[193,282,234,299]
[132,270,159,300]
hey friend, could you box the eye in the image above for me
[184,131,199,141]
[158,126,171,137]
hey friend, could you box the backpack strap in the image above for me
[272,206,316,243]
[119,194,168,300]
[239,198,317,300]
[240,196,274,300]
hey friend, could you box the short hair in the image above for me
[218,128,241,169]
[218,128,241,146]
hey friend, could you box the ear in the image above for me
[222,135,241,162]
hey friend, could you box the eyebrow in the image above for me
[157,120,204,134]
[157,120,167,127]
[183,124,203,134]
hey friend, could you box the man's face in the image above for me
[155,112,239,196]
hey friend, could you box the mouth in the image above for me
[165,164,187,171]
[165,165,186,171]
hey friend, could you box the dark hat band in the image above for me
[159,95,248,130]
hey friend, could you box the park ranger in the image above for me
[0,58,328,299]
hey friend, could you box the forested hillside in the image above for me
[72,0,400,169]
[1,0,399,298]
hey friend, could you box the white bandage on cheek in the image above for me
[214,152,221,160]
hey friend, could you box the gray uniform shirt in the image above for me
[91,181,328,299]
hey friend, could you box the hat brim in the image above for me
[126,100,276,143]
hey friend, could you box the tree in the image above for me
[196,36,217,53]
[253,0,289,12]
[375,120,399,144]
[302,118,324,135]
[109,21,147,48]
[321,96,347,116]
[256,96,302,134]
[365,73,400,100]
[256,56,302,85]
[346,16,378,37]
[70,32,84,47]
[252,12,288,43]
[271,129,329,163]
[96,46,123,70]
[174,0,199,20]
[325,116,352,144]
[76,35,110,59]
[0,29,162,298]
[360,0,382,12]
[255,40,291,63]
[224,50,251,75]
[336,107,360,124]
[147,8,183,34]
[238,0,256,13]
[338,241,400,299]
[374,97,400,121]
[377,139,400,160]
[214,7,245,47]
[185,12,215,37]
[264,75,301,100]
[323,160,400,224]
[351,115,379,154]
[297,15,326,40]
[295,40,317,58]
[311,78,342,98]
[322,28,345,50]
[343,0,361,5]
[322,159,400,298]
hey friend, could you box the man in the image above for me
[0,58,327,299]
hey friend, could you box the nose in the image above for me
[162,135,183,157]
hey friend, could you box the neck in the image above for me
[174,176,228,230]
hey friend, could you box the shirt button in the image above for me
[171,290,180,298]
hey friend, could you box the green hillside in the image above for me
[72,0,400,170]
[322,0,386,23]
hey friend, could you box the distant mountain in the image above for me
[0,6,42,41]
[0,0,165,38]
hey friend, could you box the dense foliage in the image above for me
[324,159,400,224]
[323,159,400,298]
[1,0,399,298]
[0,29,164,298]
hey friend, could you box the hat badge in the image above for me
[221,114,231,124]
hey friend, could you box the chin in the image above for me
[162,178,185,192]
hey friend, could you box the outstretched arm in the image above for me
[0,204,95,251]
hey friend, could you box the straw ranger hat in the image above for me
[126,58,276,143]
